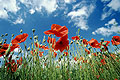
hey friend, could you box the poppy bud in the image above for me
[43,39,46,43]
[5,33,8,36]
[1,34,4,37]
[12,34,14,37]
[20,29,23,33]
[70,40,73,44]
[30,37,32,40]
[0,41,2,44]
[102,42,106,46]
[88,46,91,50]
[78,35,80,37]
[27,47,30,51]
[100,38,104,42]
[76,41,79,44]
[32,29,35,33]
[34,35,38,39]
[80,39,83,42]
[101,46,104,50]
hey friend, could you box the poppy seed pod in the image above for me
[70,40,73,44]
[101,38,104,42]
[1,34,4,37]
[102,42,107,46]
[30,37,32,40]
[5,33,8,36]
[27,47,30,51]
[101,46,104,50]
[32,29,35,33]
[88,46,91,50]
[20,29,23,33]
[0,41,2,44]
[12,34,14,37]
[34,35,38,39]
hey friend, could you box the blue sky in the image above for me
[0,0,120,43]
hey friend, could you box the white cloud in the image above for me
[64,0,71,3]
[101,8,113,20]
[101,0,110,3]
[92,19,120,36]
[107,0,120,11]
[13,17,25,24]
[29,9,35,14]
[64,0,76,4]
[67,3,95,30]
[20,0,58,13]
[101,0,120,20]
[0,0,20,19]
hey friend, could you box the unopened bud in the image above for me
[32,29,35,33]
[101,38,104,42]
[27,47,30,51]
[5,33,8,36]
[20,29,23,33]
[30,37,32,40]
[70,40,73,44]
[12,34,14,37]
[34,35,38,39]
[1,34,4,37]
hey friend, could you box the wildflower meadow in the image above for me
[0,24,120,80]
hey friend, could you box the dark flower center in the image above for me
[59,41,63,44]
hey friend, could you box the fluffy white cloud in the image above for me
[20,0,58,13]
[101,8,113,20]
[101,0,120,20]
[67,3,95,30]
[92,19,120,36]
[29,9,35,14]
[13,17,25,24]
[107,0,120,11]
[0,0,20,19]
[64,0,76,4]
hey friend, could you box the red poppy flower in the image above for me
[100,59,106,65]
[114,78,118,80]
[44,24,68,37]
[0,44,9,55]
[96,75,100,79]
[17,57,22,65]
[64,52,68,56]
[39,51,43,57]
[11,62,17,72]
[83,60,87,63]
[88,38,101,48]
[10,44,20,52]
[31,50,37,56]
[79,56,83,61]
[111,36,120,45]
[54,34,69,52]
[82,39,88,45]
[5,60,17,72]
[92,53,98,56]
[0,44,19,57]
[41,45,49,50]
[110,54,116,60]
[53,52,57,57]
[12,33,28,44]
[71,36,80,40]
[74,57,77,61]
[85,48,90,54]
